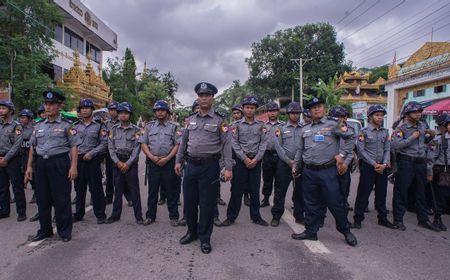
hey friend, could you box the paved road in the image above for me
[0,155,449,280]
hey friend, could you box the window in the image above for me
[434,85,446,93]
[64,27,84,54]
[86,41,101,63]
[413,89,425,97]
[54,24,63,43]
[53,65,62,81]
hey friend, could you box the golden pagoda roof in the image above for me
[342,70,371,80]
[403,42,450,67]
[336,70,385,90]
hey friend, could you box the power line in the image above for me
[342,0,406,41]
[335,0,367,26]
[337,0,381,31]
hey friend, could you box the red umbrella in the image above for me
[422,99,450,115]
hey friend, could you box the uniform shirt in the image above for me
[427,132,450,176]
[356,123,390,166]
[105,119,119,132]
[294,117,354,166]
[108,123,142,166]
[232,119,268,162]
[265,120,284,151]
[0,118,23,160]
[175,108,232,170]
[21,123,34,151]
[139,120,181,157]
[73,120,107,157]
[30,115,76,157]
[391,120,428,158]
[275,121,303,164]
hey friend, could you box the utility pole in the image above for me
[291,57,311,119]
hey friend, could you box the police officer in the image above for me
[106,102,143,224]
[328,106,354,211]
[72,98,108,224]
[351,105,396,229]
[271,102,304,226]
[222,95,269,227]
[302,109,312,125]
[292,97,357,246]
[426,115,450,231]
[0,100,26,221]
[261,102,284,207]
[37,104,46,119]
[18,109,35,203]
[25,90,78,242]
[175,82,232,254]
[140,100,180,226]
[391,101,440,231]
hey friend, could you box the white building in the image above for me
[45,0,117,81]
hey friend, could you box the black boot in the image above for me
[433,216,447,231]
[260,196,270,207]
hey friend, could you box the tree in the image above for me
[246,23,352,101]
[122,48,137,93]
[309,75,346,108]
[214,80,252,119]
[0,0,62,111]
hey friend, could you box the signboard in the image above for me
[352,101,367,119]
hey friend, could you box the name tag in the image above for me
[314,134,324,142]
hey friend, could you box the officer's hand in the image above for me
[288,160,294,169]
[175,163,182,176]
[68,166,77,181]
[156,157,168,167]
[121,163,129,174]
[247,159,257,169]
[427,175,433,182]
[338,163,348,175]
[117,162,124,169]
[425,129,435,136]
[25,167,33,183]
[150,155,160,163]
[83,154,92,161]
[244,158,252,166]
[334,155,344,165]
[411,131,420,139]
[223,170,232,182]
[0,158,7,167]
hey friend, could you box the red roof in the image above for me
[422,99,450,115]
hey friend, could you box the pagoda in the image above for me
[336,70,387,104]
[57,51,111,108]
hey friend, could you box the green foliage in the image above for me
[308,75,345,108]
[214,80,252,120]
[246,22,352,101]
[0,0,62,112]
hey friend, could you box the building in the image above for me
[386,42,450,130]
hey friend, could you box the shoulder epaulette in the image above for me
[62,117,74,124]
[189,112,197,117]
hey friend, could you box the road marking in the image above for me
[270,199,331,254]
[28,205,93,247]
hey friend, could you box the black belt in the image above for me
[398,154,426,164]
[246,153,256,160]
[304,159,336,170]
[186,154,220,165]
[265,150,278,157]
[37,152,68,160]
[117,154,131,161]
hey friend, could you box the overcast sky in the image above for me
[84,0,450,105]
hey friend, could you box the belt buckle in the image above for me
[43,155,49,159]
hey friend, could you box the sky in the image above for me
[83,0,450,106]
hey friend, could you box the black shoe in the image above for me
[136,219,143,225]
[260,198,270,207]
[295,218,305,225]
[0,214,9,219]
[180,232,198,245]
[157,199,166,205]
[72,215,83,223]
[30,194,36,204]
[244,195,250,206]
[178,217,186,226]
[29,213,39,222]
[393,221,406,231]
[17,215,27,222]
[127,201,133,207]
[418,220,441,232]
[345,202,353,211]
[61,236,71,242]
[270,218,280,227]
[201,242,211,254]
[344,232,357,247]
[31,232,53,242]
[426,208,434,216]
[221,219,234,227]
[291,231,318,241]
[378,219,397,229]
[350,221,361,229]
[170,219,179,227]
[97,218,106,224]
[433,217,447,231]
[217,198,226,206]
[253,218,269,227]
[143,218,155,226]
[105,217,119,224]
[213,217,222,226]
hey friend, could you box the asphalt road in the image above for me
[0,155,449,280]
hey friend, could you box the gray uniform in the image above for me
[108,123,142,167]
[105,119,119,132]
[232,119,268,162]
[275,122,303,164]
[294,117,354,166]
[391,120,428,158]
[30,116,76,157]
[176,109,232,170]
[357,123,391,166]
[139,121,181,156]
[73,120,107,157]
[265,120,284,151]
[0,119,23,160]
[427,132,450,177]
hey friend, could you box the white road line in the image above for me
[28,205,93,247]
[269,199,331,254]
